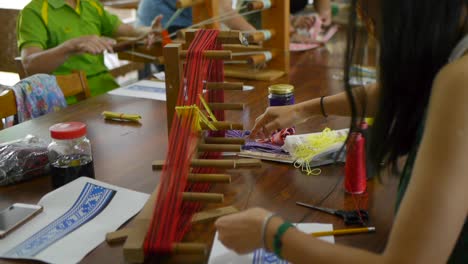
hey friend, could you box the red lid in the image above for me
[49,122,87,140]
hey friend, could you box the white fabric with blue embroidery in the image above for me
[208,223,335,264]
[0,177,149,264]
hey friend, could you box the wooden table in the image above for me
[0,32,397,263]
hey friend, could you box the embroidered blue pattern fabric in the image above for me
[252,249,288,264]
[5,183,115,258]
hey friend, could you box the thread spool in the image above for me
[344,132,367,194]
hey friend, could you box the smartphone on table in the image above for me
[0,203,43,238]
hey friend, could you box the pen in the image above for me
[311,227,376,237]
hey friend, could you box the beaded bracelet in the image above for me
[320,96,328,118]
[273,221,295,259]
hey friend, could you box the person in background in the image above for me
[17,0,162,102]
[136,0,255,33]
[215,0,468,263]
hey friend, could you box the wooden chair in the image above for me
[0,70,91,130]
[0,88,17,130]
[15,58,91,101]
[55,71,91,101]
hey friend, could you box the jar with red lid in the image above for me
[47,122,95,188]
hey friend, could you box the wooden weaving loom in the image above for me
[106,29,261,263]
[112,0,290,81]
[177,0,290,81]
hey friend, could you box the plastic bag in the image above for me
[0,135,50,186]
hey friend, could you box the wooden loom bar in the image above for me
[205,82,244,90]
[204,137,246,145]
[187,173,231,183]
[180,50,232,60]
[200,121,243,130]
[197,143,242,152]
[182,192,224,203]
[246,29,276,43]
[153,158,262,170]
[208,103,244,111]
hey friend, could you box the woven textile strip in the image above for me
[144,29,224,256]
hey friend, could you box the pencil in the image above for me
[311,227,376,237]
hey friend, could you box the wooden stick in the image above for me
[200,121,243,130]
[248,50,276,65]
[191,206,238,223]
[182,192,224,203]
[204,137,246,145]
[187,173,231,183]
[153,158,261,170]
[197,143,242,152]
[208,103,244,111]
[190,158,262,168]
[106,228,132,244]
[246,29,276,43]
[205,82,244,90]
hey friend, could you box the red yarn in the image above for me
[143,30,224,257]
[344,132,367,194]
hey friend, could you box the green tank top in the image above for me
[396,34,468,263]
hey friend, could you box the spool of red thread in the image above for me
[344,132,367,194]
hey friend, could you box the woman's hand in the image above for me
[215,208,271,254]
[250,104,306,139]
[291,15,316,29]
[147,15,163,48]
[65,35,116,55]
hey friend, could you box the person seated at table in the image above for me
[290,0,332,44]
[17,0,163,102]
[136,0,256,33]
[215,0,468,263]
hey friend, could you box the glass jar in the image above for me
[268,84,295,106]
[48,122,95,188]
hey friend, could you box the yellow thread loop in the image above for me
[198,94,218,122]
[292,128,347,176]
[175,105,217,132]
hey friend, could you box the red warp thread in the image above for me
[143,29,224,257]
[344,132,367,194]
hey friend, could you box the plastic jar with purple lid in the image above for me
[268,84,295,106]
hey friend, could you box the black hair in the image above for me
[345,0,466,175]
[290,0,308,14]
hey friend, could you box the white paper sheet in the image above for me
[208,223,334,264]
[108,80,167,101]
[0,177,149,264]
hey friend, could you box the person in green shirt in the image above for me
[17,0,162,102]
[214,0,468,263]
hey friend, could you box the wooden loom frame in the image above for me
[177,0,290,81]
[106,30,261,263]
